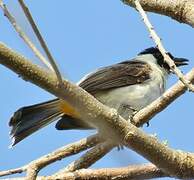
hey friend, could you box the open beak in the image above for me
[173,57,189,66]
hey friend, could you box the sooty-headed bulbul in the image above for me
[9,47,188,146]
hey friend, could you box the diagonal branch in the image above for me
[133,0,194,92]
[1,43,194,178]
[131,67,194,126]
[55,141,114,177]
[0,0,53,71]
[0,134,101,178]
[0,166,27,177]
[18,0,63,85]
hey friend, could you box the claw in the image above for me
[117,145,124,151]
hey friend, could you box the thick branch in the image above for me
[122,0,194,27]
[0,164,168,180]
[50,164,167,180]
[1,43,194,178]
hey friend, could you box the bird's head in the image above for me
[138,47,189,72]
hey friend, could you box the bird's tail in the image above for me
[9,99,63,146]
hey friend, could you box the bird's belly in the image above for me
[94,81,164,118]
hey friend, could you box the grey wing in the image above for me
[78,60,151,94]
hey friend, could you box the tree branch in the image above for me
[0,1,53,71]
[1,43,194,178]
[133,0,194,92]
[55,141,114,177]
[0,134,101,178]
[18,0,63,85]
[50,163,167,180]
[0,164,168,180]
[122,0,194,28]
[131,67,194,126]
[0,166,26,177]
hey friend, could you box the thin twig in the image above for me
[0,166,27,177]
[55,141,114,177]
[133,0,194,92]
[0,134,101,178]
[18,0,63,85]
[28,134,100,170]
[0,1,53,71]
[26,134,101,179]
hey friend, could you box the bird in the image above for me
[9,47,188,146]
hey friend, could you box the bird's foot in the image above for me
[124,105,138,123]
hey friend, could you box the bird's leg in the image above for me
[123,105,150,126]
[122,104,138,122]
[115,105,139,150]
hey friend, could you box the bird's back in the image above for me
[94,55,168,120]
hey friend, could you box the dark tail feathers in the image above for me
[9,99,63,146]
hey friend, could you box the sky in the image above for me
[0,1,194,179]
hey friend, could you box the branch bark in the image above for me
[55,141,114,177]
[0,164,168,180]
[122,0,194,27]
[0,167,26,177]
[49,163,167,180]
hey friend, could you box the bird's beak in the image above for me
[173,57,189,66]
